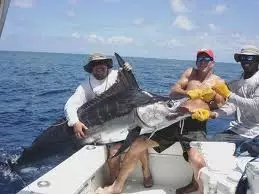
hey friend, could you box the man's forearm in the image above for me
[229,93,259,112]
[64,105,79,127]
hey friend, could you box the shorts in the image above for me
[145,122,181,153]
[144,117,207,154]
[106,140,124,149]
[180,131,207,151]
[106,141,124,158]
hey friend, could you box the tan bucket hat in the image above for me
[84,53,113,73]
[234,45,259,62]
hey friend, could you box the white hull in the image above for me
[17,142,259,194]
[17,143,194,194]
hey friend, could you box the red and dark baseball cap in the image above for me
[197,49,214,59]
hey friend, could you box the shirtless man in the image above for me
[171,49,225,193]
[96,49,225,194]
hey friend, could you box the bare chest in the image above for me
[186,77,217,90]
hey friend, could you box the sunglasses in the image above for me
[196,57,213,62]
[238,55,258,62]
[92,61,108,67]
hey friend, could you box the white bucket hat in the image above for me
[234,45,259,62]
[84,53,113,73]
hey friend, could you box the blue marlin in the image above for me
[14,53,190,167]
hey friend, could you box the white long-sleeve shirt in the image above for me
[214,71,259,138]
[64,69,119,127]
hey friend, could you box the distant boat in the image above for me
[0,0,10,37]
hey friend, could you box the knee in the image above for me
[108,143,122,157]
[129,138,147,156]
[187,148,206,168]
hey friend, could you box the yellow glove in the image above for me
[187,88,215,102]
[200,87,216,102]
[212,82,231,98]
[187,89,203,99]
[191,109,210,122]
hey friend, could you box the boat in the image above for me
[1,2,259,194]
[16,141,259,194]
[15,143,198,194]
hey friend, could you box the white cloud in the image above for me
[171,0,188,13]
[103,0,120,2]
[86,34,105,43]
[85,34,133,45]
[233,35,259,48]
[107,36,134,45]
[229,33,258,49]
[12,0,35,8]
[232,33,241,38]
[165,38,184,48]
[214,4,227,14]
[209,23,220,32]
[66,9,75,17]
[133,18,145,25]
[199,32,208,40]
[68,0,79,4]
[173,15,194,31]
[72,32,80,39]
[189,32,259,58]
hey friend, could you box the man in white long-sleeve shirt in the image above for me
[64,53,153,187]
[211,45,259,143]
[64,53,117,136]
[185,45,259,194]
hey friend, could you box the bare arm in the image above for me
[169,68,192,98]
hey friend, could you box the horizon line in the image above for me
[0,49,235,64]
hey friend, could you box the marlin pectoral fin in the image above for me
[112,126,141,158]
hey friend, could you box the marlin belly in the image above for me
[82,110,137,144]
[137,98,191,135]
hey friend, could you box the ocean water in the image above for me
[0,51,242,193]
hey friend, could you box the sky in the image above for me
[0,0,259,62]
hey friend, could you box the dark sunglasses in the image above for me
[238,55,259,62]
[92,61,108,67]
[196,57,213,62]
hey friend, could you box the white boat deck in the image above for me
[123,181,198,194]
[124,181,176,194]
[86,181,198,194]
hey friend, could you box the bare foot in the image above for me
[95,186,121,194]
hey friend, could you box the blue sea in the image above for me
[0,51,242,194]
